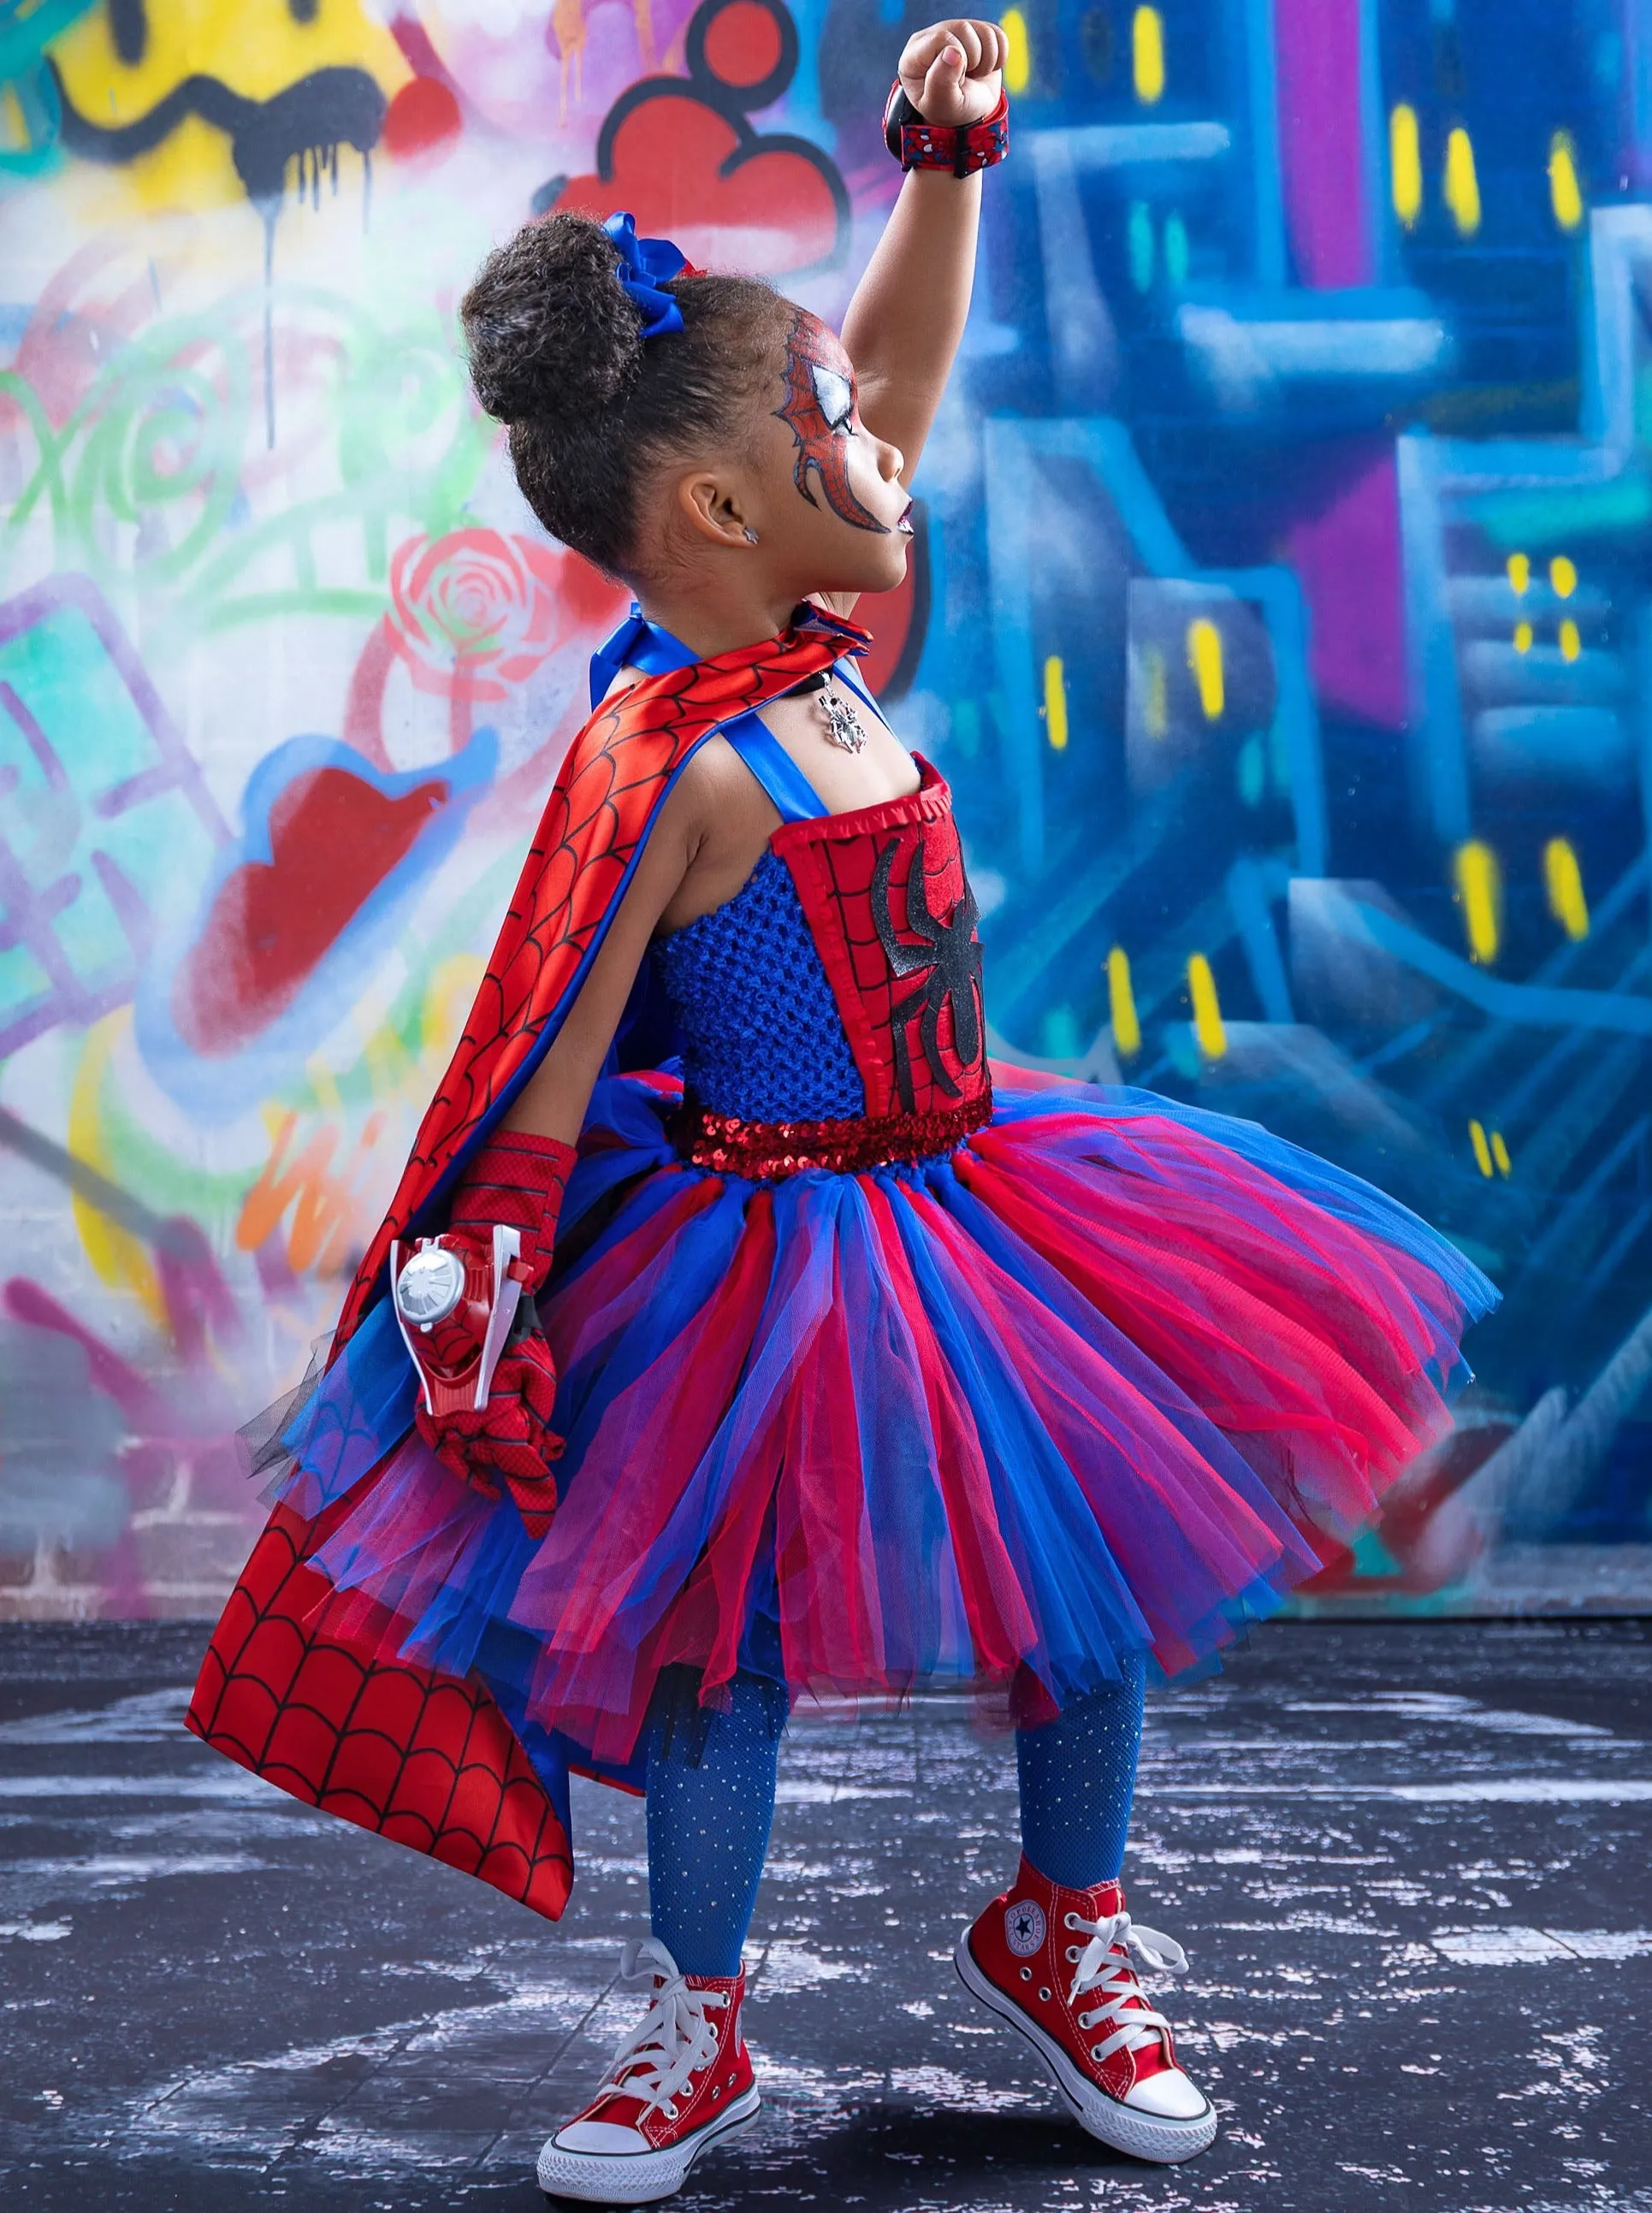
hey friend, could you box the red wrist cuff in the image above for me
[883,83,1009,175]
[449,1129,577,1289]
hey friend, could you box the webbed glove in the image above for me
[391,1128,576,1541]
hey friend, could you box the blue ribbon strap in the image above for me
[602,210,693,339]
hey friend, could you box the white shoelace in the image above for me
[1063,1908,1188,2067]
[595,1938,729,2118]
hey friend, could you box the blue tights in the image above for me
[644,1660,1146,1979]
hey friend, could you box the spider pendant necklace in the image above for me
[794,669,866,754]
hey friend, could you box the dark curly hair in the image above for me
[460,213,792,580]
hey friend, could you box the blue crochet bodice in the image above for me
[650,849,867,1121]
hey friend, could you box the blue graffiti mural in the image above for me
[0,0,1648,1615]
[877,0,1652,1597]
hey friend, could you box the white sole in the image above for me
[955,1936,1217,2164]
[537,2086,761,2204]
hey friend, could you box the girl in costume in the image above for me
[190,19,1495,2204]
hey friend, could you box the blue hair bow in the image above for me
[602,210,694,340]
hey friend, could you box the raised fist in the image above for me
[897,18,1009,127]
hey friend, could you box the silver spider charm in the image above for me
[816,684,867,754]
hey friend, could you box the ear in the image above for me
[675,466,755,551]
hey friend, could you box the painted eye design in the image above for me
[809,363,856,434]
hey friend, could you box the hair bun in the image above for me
[462,212,646,424]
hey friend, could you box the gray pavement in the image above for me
[1,1619,1649,2211]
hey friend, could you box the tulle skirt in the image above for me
[292,1064,1495,1770]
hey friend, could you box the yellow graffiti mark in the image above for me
[1187,618,1224,720]
[1468,1119,1494,1177]
[1389,104,1422,228]
[1187,953,1226,1060]
[48,0,411,211]
[68,1011,167,1327]
[238,1108,387,1279]
[1,77,31,153]
[1001,7,1031,95]
[1454,839,1501,965]
[1132,6,1164,105]
[362,1019,416,1103]
[1513,620,1533,654]
[1106,945,1140,1058]
[552,0,587,123]
[1548,131,1584,232]
[421,953,488,1065]
[1559,616,1582,662]
[305,1050,346,1120]
[1507,552,1531,595]
[1549,553,1578,598]
[1444,126,1481,237]
[1467,1121,1512,1179]
[1043,654,1069,751]
[1543,837,1590,940]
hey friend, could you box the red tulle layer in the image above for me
[303,1068,1493,1767]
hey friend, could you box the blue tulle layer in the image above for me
[281,1065,1496,1770]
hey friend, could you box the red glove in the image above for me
[391,1129,576,1541]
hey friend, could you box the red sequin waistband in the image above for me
[675,1087,995,1180]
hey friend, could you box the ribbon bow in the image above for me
[602,210,698,340]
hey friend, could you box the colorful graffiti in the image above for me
[1,0,1649,1620]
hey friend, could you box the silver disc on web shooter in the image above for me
[818,686,867,754]
[394,1245,466,1328]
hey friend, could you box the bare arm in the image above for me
[840,17,1007,479]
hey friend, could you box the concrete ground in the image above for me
[1,1619,1649,2213]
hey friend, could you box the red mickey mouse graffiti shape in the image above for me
[546,0,849,277]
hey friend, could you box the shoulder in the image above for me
[669,729,753,807]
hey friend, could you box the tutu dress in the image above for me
[188,606,1495,1918]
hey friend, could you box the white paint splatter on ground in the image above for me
[1287,1693,1619,1738]
[748,1939,859,1994]
[0,1689,192,1744]
[1433,1926,1652,1963]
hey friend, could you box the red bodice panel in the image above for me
[772,760,988,1122]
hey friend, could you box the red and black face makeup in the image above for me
[773,312,889,535]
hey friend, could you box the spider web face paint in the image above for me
[773,313,889,534]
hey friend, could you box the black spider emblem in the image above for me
[870,837,984,1110]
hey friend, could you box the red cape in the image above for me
[188,611,868,1922]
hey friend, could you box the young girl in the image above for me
[189,20,1495,2205]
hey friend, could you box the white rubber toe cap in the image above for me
[553,2118,652,2155]
[1122,2067,1210,2121]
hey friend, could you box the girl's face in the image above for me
[746,310,913,596]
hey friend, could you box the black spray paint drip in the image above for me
[50,64,387,447]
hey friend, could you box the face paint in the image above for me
[773,312,890,535]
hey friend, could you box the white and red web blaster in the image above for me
[389,1227,536,1419]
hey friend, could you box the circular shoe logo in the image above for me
[1004,1900,1045,1957]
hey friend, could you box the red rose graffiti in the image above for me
[388,529,566,702]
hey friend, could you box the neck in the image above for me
[633,571,811,660]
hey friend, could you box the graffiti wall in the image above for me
[1,0,1649,1620]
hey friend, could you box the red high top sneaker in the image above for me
[956,1858,1217,2163]
[536,1938,759,2204]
